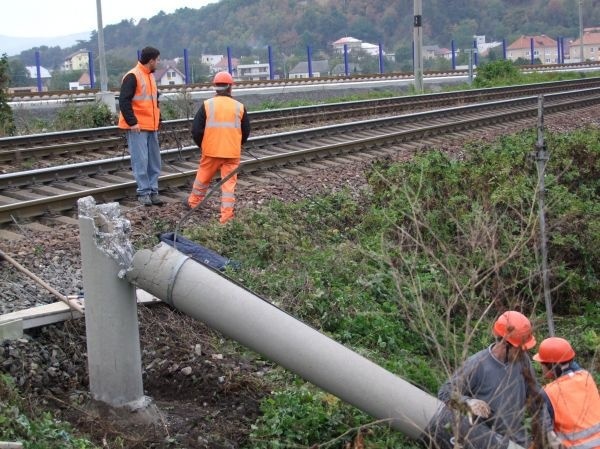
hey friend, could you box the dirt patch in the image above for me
[1,304,271,448]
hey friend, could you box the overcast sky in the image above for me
[0,0,220,38]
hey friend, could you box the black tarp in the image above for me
[159,232,238,271]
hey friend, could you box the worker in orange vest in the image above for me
[185,71,251,224]
[533,337,600,449]
[118,46,163,207]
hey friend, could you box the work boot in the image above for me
[138,195,153,207]
[181,197,192,210]
[150,194,163,206]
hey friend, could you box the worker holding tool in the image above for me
[184,71,251,224]
[437,310,557,448]
[533,337,600,449]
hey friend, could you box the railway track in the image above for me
[8,61,600,103]
[1,87,599,225]
[2,77,600,170]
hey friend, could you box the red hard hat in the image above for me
[213,71,234,85]
[492,311,536,350]
[533,337,575,364]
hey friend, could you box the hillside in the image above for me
[72,0,600,53]
[10,0,600,71]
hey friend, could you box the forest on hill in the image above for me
[6,0,600,87]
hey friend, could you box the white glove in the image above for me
[464,398,491,418]
[547,431,565,449]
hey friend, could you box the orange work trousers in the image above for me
[188,156,240,224]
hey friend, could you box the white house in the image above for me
[154,65,186,86]
[289,60,329,78]
[64,49,89,71]
[237,62,271,81]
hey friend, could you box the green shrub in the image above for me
[473,59,521,88]
[0,375,97,449]
[54,101,115,130]
[0,53,16,136]
[185,126,599,448]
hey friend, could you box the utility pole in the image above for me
[578,0,584,62]
[413,0,423,93]
[535,96,555,337]
[95,0,115,112]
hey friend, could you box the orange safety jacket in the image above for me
[118,63,159,131]
[201,96,244,158]
[544,370,600,449]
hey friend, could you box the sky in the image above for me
[0,0,220,38]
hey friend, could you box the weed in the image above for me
[0,375,97,448]
[184,127,599,448]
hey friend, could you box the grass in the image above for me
[183,126,599,448]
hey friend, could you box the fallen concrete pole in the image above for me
[126,242,524,449]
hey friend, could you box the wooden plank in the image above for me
[0,289,161,330]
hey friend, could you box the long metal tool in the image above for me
[0,249,84,314]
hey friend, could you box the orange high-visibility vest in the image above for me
[201,96,244,158]
[544,370,600,448]
[118,62,159,131]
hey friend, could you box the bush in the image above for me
[53,101,116,130]
[0,53,16,136]
[473,59,521,87]
[0,375,97,448]
[184,126,599,448]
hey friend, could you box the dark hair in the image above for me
[139,46,160,64]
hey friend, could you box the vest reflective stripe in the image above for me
[191,180,209,196]
[201,96,244,158]
[545,370,600,448]
[221,191,235,208]
[559,422,600,442]
[562,438,600,449]
[206,99,241,128]
[118,63,159,131]
[132,71,153,101]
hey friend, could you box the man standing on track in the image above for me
[185,71,250,224]
[118,46,163,207]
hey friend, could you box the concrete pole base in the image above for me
[85,396,163,427]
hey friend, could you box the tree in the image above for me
[0,54,16,136]
[8,58,31,87]
[49,70,84,91]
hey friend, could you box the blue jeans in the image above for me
[125,131,161,196]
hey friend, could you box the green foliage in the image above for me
[184,125,598,447]
[48,70,85,91]
[0,375,97,449]
[249,383,418,449]
[0,53,16,136]
[473,59,521,87]
[53,101,116,130]
[7,58,31,87]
